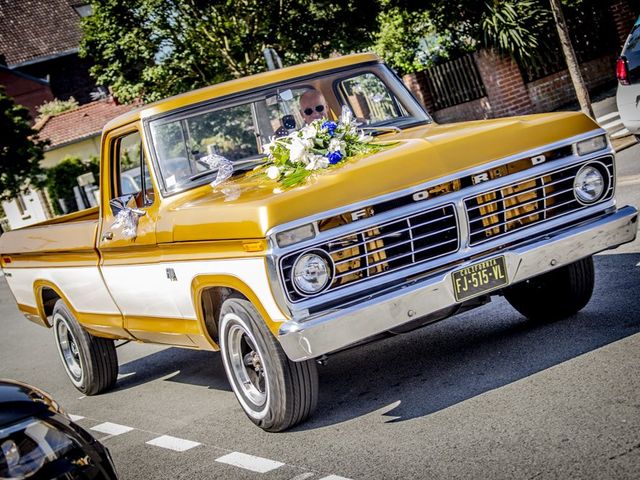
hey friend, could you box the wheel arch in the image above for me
[32,280,66,328]
[191,274,284,350]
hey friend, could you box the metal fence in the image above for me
[424,54,486,110]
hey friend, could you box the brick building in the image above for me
[0,65,54,120]
[0,0,96,110]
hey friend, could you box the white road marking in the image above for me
[596,111,620,123]
[90,422,134,436]
[618,174,640,186]
[289,474,316,480]
[317,476,353,480]
[68,414,84,422]
[77,396,86,400]
[215,452,285,473]
[601,118,624,130]
[146,435,201,452]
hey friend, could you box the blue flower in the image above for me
[322,121,337,136]
[327,151,343,165]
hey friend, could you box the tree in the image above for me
[373,4,457,74]
[377,0,584,74]
[0,87,47,202]
[80,0,380,103]
[549,0,593,117]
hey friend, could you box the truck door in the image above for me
[98,124,195,346]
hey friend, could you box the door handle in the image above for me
[101,231,114,241]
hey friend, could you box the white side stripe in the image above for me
[215,452,285,473]
[146,435,201,452]
[90,422,134,436]
[68,414,84,422]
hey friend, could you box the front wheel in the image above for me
[52,300,118,395]
[503,256,595,322]
[219,297,318,432]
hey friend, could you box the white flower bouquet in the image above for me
[261,107,388,188]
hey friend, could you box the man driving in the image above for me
[299,89,329,124]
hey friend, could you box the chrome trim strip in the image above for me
[277,205,638,361]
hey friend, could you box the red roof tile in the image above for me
[0,0,84,66]
[36,100,138,149]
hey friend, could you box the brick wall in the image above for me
[403,49,617,124]
[402,71,434,113]
[610,0,638,48]
[527,55,616,113]
[474,49,533,118]
[433,97,491,123]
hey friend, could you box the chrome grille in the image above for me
[281,204,459,302]
[465,157,614,246]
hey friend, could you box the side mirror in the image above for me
[109,194,146,218]
[108,195,146,240]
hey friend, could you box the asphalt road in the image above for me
[1,144,639,480]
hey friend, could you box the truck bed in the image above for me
[0,206,99,256]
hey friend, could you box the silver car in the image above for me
[616,16,640,139]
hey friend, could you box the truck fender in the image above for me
[191,274,286,349]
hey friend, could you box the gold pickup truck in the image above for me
[1,53,637,432]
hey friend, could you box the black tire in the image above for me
[503,256,595,322]
[52,300,118,395]
[219,297,318,432]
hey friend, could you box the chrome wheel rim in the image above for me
[55,316,82,382]
[226,323,267,407]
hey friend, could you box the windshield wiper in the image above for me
[188,159,265,182]
[360,125,401,136]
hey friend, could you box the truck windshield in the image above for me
[148,63,429,194]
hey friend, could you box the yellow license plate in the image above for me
[452,256,509,301]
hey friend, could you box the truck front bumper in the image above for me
[278,205,638,361]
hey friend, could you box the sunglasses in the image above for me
[303,105,325,116]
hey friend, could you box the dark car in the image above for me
[0,379,117,479]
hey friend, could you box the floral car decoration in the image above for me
[261,107,388,188]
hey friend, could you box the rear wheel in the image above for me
[52,300,118,395]
[219,297,318,432]
[504,256,595,322]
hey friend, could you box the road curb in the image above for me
[612,134,637,153]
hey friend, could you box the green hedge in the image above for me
[45,156,99,215]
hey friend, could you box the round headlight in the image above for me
[292,250,332,295]
[574,164,605,204]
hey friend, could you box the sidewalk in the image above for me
[562,85,637,152]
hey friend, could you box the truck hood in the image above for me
[159,111,600,242]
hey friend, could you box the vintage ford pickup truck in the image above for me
[1,53,637,431]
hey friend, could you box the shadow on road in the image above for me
[112,254,640,429]
[295,253,640,430]
[115,345,231,392]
